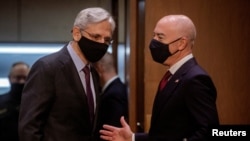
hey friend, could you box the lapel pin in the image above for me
[175,79,179,83]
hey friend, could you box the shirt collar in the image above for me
[102,75,119,92]
[169,54,193,75]
[67,42,87,72]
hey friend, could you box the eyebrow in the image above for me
[154,32,165,36]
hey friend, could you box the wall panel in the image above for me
[143,0,250,131]
[0,0,111,42]
[0,1,18,41]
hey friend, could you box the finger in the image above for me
[100,130,114,141]
[120,116,128,127]
[103,124,118,131]
[99,129,113,136]
[100,135,112,141]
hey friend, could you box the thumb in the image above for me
[120,116,128,127]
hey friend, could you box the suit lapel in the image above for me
[89,64,101,132]
[151,58,198,123]
[56,45,102,133]
[151,76,181,121]
[61,46,85,94]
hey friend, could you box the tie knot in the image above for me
[83,65,90,74]
[159,70,172,91]
[164,71,172,79]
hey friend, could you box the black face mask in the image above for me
[149,38,181,63]
[10,83,25,101]
[78,36,108,63]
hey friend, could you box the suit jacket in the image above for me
[95,77,128,141]
[18,44,101,141]
[98,77,128,128]
[0,90,21,141]
[136,58,219,141]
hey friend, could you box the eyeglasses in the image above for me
[81,30,113,45]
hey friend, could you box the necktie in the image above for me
[159,71,172,91]
[83,65,94,123]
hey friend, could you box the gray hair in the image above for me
[74,7,116,32]
[95,52,115,71]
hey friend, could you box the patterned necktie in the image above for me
[83,65,94,123]
[159,71,172,91]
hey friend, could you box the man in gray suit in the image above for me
[19,7,115,141]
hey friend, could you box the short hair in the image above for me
[11,61,29,68]
[9,61,29,76]
[95,52,116,72]
[73,7,116,33]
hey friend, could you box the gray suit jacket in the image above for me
[19,44,101,141]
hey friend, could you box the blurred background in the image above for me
[0,0,126,94]
[0,0,249,132]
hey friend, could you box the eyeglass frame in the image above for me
[81,29,113,45]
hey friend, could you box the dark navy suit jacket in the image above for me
[136,58,219,141]
[0,89,21,141]
[98,77,128,128]
[18,44,101,141]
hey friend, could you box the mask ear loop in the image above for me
[171,49,180,56]
[168,37,183,55]
[167,37,182,45]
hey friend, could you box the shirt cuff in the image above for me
[132,133,135,141]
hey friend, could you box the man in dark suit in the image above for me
[18,7,116,141]
[100,15,219,141]
[0,61,30,141]
[94,52,128,131]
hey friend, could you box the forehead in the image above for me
[154,19,177,38]
[11,64,29,75]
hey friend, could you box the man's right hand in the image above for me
[100,116,133,141]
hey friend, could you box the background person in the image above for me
[100,14,219,141]
[94,52,128,134]
[18,7,115,141]
[0,61,30,141]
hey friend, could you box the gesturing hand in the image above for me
[100,116,133,141]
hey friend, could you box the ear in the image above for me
[178,37,188,51]
[72,27,82,41]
